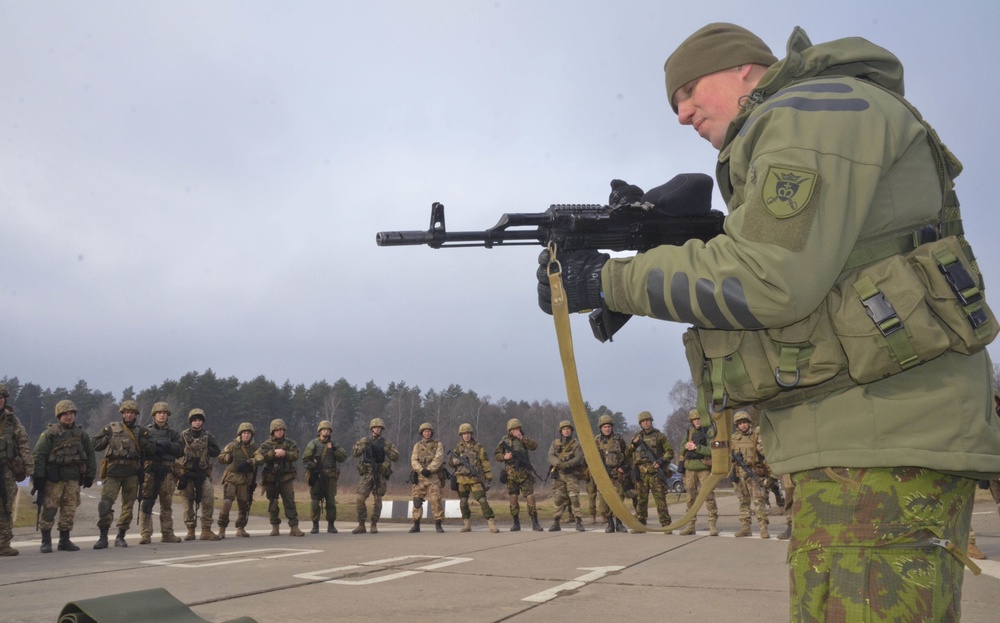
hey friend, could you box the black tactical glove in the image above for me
[236,460,254,473]
[177,474,188,490]
[30,476,44,496]
[83,477,94,489]
[421,468,432,478]
[536,248,609,315]
[608,179,644,208]
[155,438,171,454]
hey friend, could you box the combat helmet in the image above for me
[418,422,434,435]
[507,418,522,432]
[558,419,573,431]
[317,420,333,433]
[55,399,78,417]
[598,414,614,427]
[237,422,255,437]
[269,418,287,433]
[119,400,139,414]
[734,410,752,425]
[188,408,206,423]
[638,411,653,424]
[688,409,702,421]
[458,423,474,434]
[369,418,386,430]
[151,401,171,417]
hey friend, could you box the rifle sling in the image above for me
[548,244,725,533]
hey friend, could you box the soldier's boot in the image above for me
[311,521,320,534]
[0,544,18,556]
[114,529,128,547]
[460,519,472,533]
[575,517,586,532]
[759,525,770,540]
[435,520,444,533]
[218,526,227,539]
[488,518,500,534]
[94,527,110,550]
[161,532,182,543]
[734,522,752,538]
[590,513,597,525]
[369,521,378,534]
[288,525,305,537]
[605,516,616,533]
[530,514,543,532]
[548,519,561,532]
[58,530,80,552]
[615,517,627,533]
[269,524,280,536]
[199,527,221,541]
[139,533,152,545]
[40,529,53,554]
[327,522,338,534]
[351,522,367,534]
[409,520,420,533]
[235,527,250,538]
[968,541,987,560]
[679,521,696,536]
[510,515,521,532]
[184,526,197,541]
[777,524,792,541]
[708,518,719,537]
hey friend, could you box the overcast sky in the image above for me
[3,1,998,427]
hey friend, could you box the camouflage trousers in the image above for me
[40,479,81,532]
[596,473,627,519]
[265,478,299,527]
[586,477,597,517]
[504,469,536,518]
[411,473,444,521]
[635,467,672,526]
[682,468,718,526]
[140,470,178,537]
[550,472,583,521]
[788,467,974,623]
[96,474,139,531]
[781,473,795,528]
[310,475,340,523]
[457,481,494,520]
[181,476,216,530]
[734,472,768,528]
[355,473,387,524]
[218,482,251,529]
[0,475,19,547]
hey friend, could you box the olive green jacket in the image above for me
[603,28,1000,477]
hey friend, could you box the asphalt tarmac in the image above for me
[3,489,999,623]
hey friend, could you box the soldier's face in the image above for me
[240,431,253,443]
[122,409,137,423]
[320,428,332,440]
[692,417,702,429]
[273,428,285,438]
[191,418,204,431]
[421,429,433,439]
[600,423,613,435]
[510,428,522,439]
[674,66,752,149]
[640,419,653,431]
[461,432,473,442]
[737,421,751,433]
[560,426,573,438]
[59,411,77,426]
[371,426,383,438]
[0,396,5,409]
[153,411,168,426]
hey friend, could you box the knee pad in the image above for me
[413,497,424,507]
[98,498,113,517]
[42,508,57,522]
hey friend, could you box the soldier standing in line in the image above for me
[32,399,96,553]
[351,418,399,534]
[494,418,543,532]
[254,418,304,537]
[450,422,498,533]
[302,420,347,534]
[217,422,258,538]
[138,401,184,544]
[92,399,152,549]
[0,384,33,556]
[627,411,675,533]
[594,414,629,533]
[179,409,221,541]
[546,420,587,532]
[730,410,770,539]
[679,409,718,536]
[408,422,446,533]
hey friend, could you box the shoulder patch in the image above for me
[761,166,818,218]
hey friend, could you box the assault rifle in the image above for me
[498,439,544,482]
[732,451,769,507]
[448,450,489,490]
[633,438,673,488]
[376,173,724,342]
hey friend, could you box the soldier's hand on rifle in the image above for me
[421,468,432,478]
[609,179,644,208]
[83,476,93,488]
[30,476,43,495]
[236,460,254,473]
[155,438,171,454]
[537,249,609,315]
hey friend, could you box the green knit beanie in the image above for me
[664,23,777,112]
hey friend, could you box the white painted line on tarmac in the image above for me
[522,566,625,603]
[294,554,473,585]
[143,548,321,567]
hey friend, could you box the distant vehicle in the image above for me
[667,464,684,493]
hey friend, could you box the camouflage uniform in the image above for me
[594,414,628,533]
[0,387,33,556]
[450,423,497,532]
[730,412,769,538]
[494,418,542,531]
[627,411,674,530]
[178,410,221,540]
[302,421,347,533]
[217,422,259,538]
[138,402,184,544]
[409,422,445,532]
[546,420,587,532]
[254,419,303,536]
[679,411,717,536]
[91,400,153,548]
[32,400,96,553]
[351,418,399,533]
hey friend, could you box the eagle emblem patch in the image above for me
[761,166,817,218]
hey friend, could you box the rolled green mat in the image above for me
[58,588,258,623]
